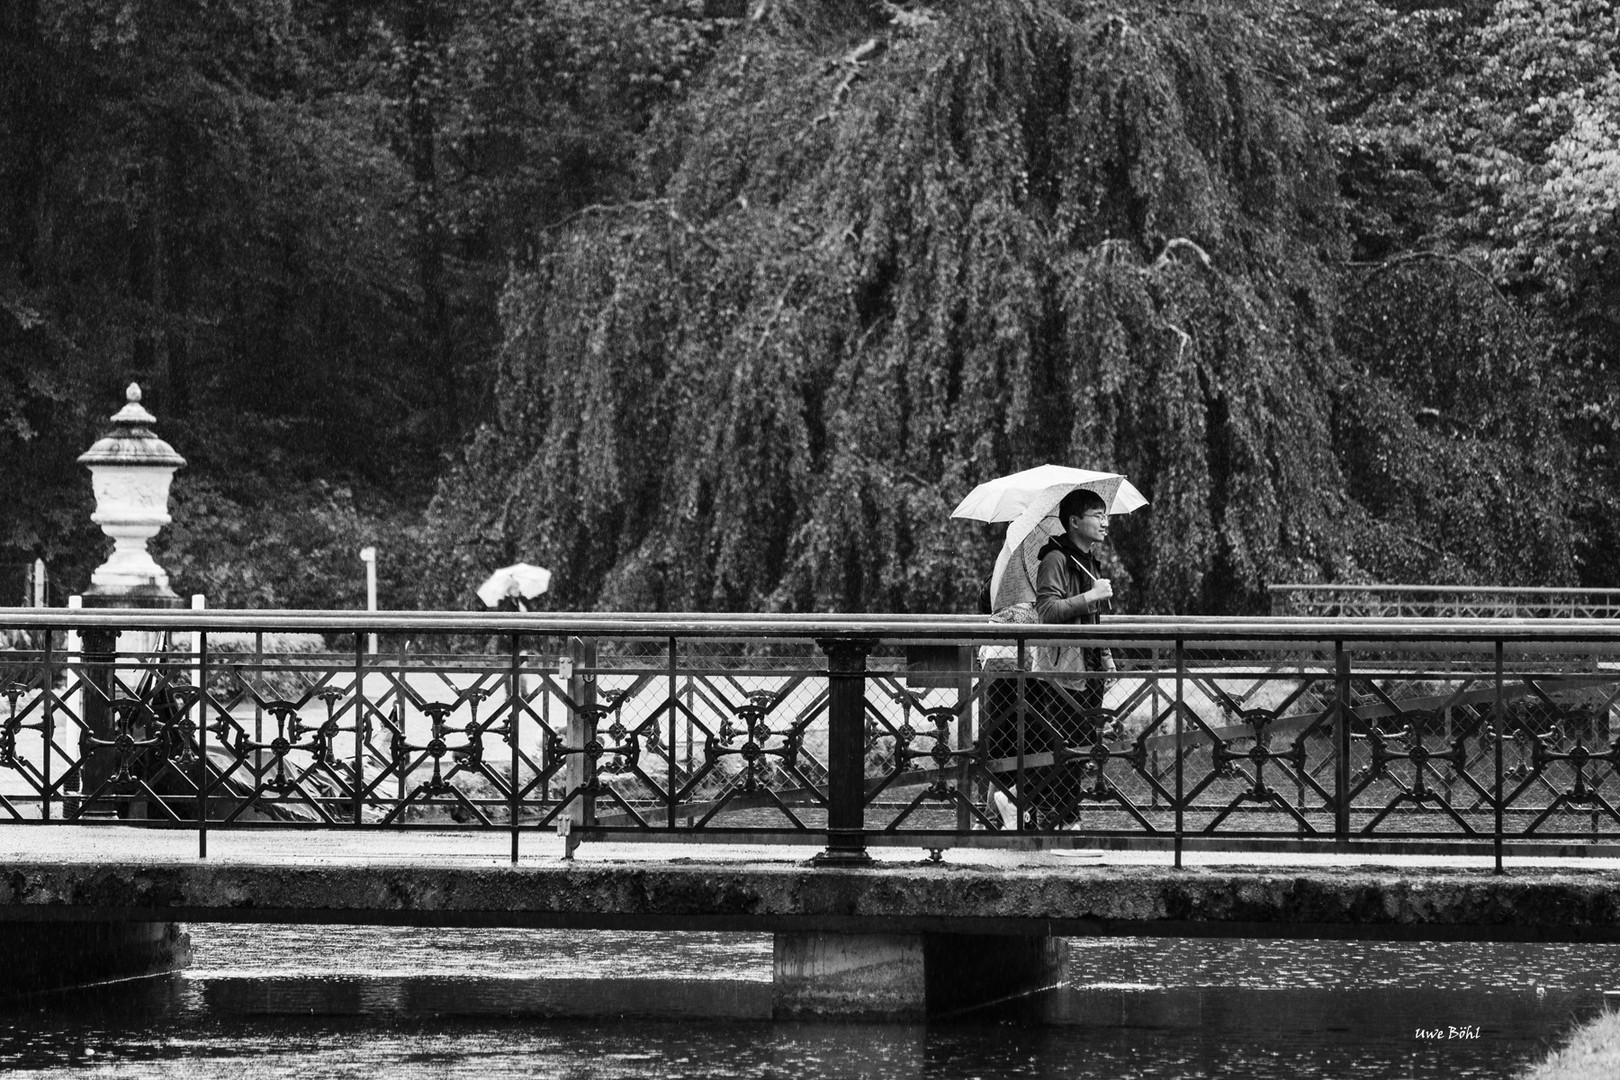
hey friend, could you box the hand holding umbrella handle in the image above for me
[1070,556,1113,613]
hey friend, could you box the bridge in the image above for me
[6,609,1620,1017]
[5,825,1620,1019]
[9,826,1620,940]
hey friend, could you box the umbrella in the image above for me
[950,464,1142,524]
[950,466,1147,612]
[477,563,553,609]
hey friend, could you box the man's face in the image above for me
[1070,508,1109,547]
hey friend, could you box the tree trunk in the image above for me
[129,154,164,388]
[3,0,46,290]
[164,124,191,415]
[404,0,458,437]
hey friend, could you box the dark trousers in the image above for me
[981,675,1103,828]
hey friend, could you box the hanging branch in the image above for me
[1343,250,1528,331]
[1151,237,1213,272]
[807,38,886,131]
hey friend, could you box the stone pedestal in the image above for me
[772,931,1067,1022]
[76,590,182,818]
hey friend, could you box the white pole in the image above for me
[358,547,378,654]
[66,596,83,740]
[191,594,205,691]
[31,558,45,607]
[65,596,81,648]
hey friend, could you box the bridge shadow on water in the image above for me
[0,928,1611,1079]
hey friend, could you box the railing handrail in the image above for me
[7,607,1620,644]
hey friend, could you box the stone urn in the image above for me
[77,383,186,597]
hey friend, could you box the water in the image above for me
[0,927,1610,1078]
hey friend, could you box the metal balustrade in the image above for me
[1270,584,1620,619]
[4,610,1620,868]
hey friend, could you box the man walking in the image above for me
[1031,487,1117,827]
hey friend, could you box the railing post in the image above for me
[814,637,876,866]
[77,624,118,818]
[1494,639,1505,874]
[196,629,209,858]
[353,635,366,827]
[668,636,680,830]
[192,598,208,856]
[565,635,597,834]
[1173,639,1185,868]
[509,632,523,864]
[40,621,55,822]
[1014,637,1028,832]
[954,644,974,833]
[60,598,83,816]
[1334,643,1351,842]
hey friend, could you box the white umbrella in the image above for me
[950,464,1139,523]
[477,563,553,609]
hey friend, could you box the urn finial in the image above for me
[77,383,186,595]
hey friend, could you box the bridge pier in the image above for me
[772,931,1065,1021]
[1,920,191,996]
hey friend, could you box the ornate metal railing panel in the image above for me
[4,611,1620,864]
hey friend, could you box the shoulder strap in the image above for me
[1039,535,1098,584]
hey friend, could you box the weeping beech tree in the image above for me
[419,0,1575,615]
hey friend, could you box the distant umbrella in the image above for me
[477,563,553,609]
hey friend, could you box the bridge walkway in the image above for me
[5,825,1620,940]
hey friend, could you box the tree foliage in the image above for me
[422,0,1573,616]
[1,0,729,605]
[3,0,1604,614]
[2,0,429,596]
[1298,0,1613,585]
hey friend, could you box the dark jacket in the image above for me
[1033,534,1111,680]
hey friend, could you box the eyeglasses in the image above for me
[1082,511,1110,522]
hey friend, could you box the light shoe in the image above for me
[1057,819,1104,858]
[990,789,1019,830]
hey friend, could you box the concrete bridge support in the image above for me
[2,920,190,996]
[772,931,1066,1021]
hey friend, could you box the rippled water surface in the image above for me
[1,927,1612,1079]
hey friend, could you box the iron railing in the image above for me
[1269,584,1620,619]
[4,609,1620,868]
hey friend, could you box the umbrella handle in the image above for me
[1067,552,1112,613]
[1066,552,1099,585]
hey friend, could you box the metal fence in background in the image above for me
[1270,584,1620,619]
[4,610,1620,869]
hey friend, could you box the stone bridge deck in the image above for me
[5,827,1620,943]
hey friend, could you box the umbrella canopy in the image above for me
[951,464,1141,523]
[955,467,1147,612]
[476,563,553,609]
